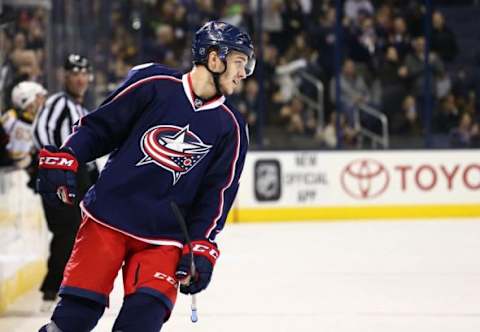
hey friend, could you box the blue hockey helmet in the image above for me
[192,21,255,76]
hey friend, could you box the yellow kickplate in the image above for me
[0,260,46,313]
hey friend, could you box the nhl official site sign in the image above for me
[254,159,281,201]
[253,154,328,204]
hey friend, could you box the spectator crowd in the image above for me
[1,0,480,152]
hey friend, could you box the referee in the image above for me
[32,54,99,310]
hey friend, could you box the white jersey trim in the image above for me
[80,202,183,248]
[181,73,226,111]
[205,104,241,239]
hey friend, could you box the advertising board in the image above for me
[236,151,480,221]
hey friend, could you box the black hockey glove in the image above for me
[175,240,220,295]
[37,145,78,207]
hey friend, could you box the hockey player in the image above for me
[1,81,46,170]
[33,54,99,311]
[38,21,255,332]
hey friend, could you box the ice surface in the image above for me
[1,219,480,332]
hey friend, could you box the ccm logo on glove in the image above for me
[192,243,220,261]
[39,152,78,171]
[37,146,79,206]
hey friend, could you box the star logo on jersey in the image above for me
[137,125,212,184]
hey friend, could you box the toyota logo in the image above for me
[341,159,390,199]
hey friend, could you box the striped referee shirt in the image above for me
[33,92,88,149]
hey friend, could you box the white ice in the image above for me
[1,219,480,332]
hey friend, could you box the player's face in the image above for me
[33,93,45,112]
[219,51,248,95]
[65,70,89,99]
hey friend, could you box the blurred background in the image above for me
[1,0,480,328]
[2,0,480,150]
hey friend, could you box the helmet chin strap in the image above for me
[206,60,227,97]
[20,107,36,123]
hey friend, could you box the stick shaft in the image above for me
[170,201,199,323]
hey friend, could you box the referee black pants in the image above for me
[39,164,98,300]
[39,198,81,299]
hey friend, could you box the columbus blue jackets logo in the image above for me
[137,125,212,184]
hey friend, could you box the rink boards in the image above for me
[234,150,480,222]
[0,169,46,313]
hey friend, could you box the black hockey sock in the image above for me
[51,295,105,332]
[112,292,168,332]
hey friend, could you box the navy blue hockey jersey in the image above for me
[63,63,248,247]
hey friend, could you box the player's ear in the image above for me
[207,50,223,72]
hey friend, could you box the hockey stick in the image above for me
[170,201,198,323]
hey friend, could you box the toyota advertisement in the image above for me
[238,151,480,212]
